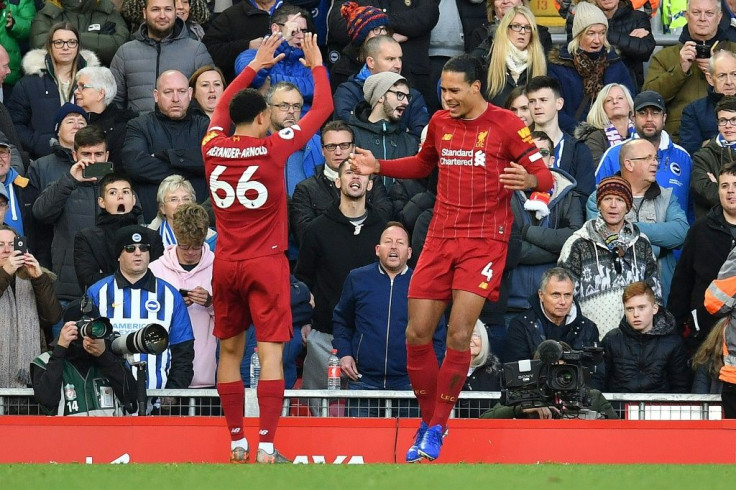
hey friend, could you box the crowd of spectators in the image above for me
[2,0,736,417]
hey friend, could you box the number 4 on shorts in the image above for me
[481,261,493,282]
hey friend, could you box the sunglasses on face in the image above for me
[123,243,151,253]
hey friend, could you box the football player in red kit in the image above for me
[202,33,333,464]
[351,54,553,462]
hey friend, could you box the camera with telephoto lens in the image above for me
[500,340,603,415]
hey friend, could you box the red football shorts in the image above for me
[212,254,293,342]
[408,236,508,302]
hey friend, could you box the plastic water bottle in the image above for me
[250,348,260,390]
[327,349,341,390]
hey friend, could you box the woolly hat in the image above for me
[54,102,89,133]
[341,1,389,45]
[114,225,150,258]
[524,191,552,220]
[572,2,609,40]
[363,71,406,107]
[596,176,633,211]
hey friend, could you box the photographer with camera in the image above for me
[30,315,138,416]
[506,267,600,365]
[87,225,194,393]
[482,340,617,419]
[0,224,62,388]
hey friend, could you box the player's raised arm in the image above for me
[299,32,322,69]
[348,147,380,176]
[247,33,286,72]
[208,34,286,132]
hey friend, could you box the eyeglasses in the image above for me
[271,102,303,113]
[386,90,412,102]
[0,148,10,158]
[51,39,78,49]
[123,243,151,253]
[178,243,204,251]
[508,23,533,33]
[275,23,309,35]
[636,109,663,118]
[628,154,657,162]
[165,196,193,204]
[322,142,354,152]
[76,82,98,91]
[371,26,388,35]
[538,149,551,157]
[718,117,736,127]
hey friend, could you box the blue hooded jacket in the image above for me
[234,40,317,114]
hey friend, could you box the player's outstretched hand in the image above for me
[299,33,323,69]
[349,147,379,175]
[500,161,537,191]
[248,33,286,72]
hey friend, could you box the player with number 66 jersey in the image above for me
[202,33,333,464]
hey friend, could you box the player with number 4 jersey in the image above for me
[202,33,333,464]
[350,55,553,463]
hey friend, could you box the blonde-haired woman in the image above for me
[574,83,635,167]
[486,6,546,107]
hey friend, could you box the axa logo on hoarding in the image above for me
[293,455,365,464]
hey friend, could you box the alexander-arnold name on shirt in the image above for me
[206,145,268,159]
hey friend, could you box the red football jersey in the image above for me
[379,104,552,241]
[202,65,333,261]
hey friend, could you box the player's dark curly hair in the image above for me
[442,54,484,85]
[229,89,267,125]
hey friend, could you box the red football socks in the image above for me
[407,342,439,425]
[430,347,471,429]
[217,380,245,441]
[257,379,284,444]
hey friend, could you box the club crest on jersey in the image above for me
[473,150,486,167]
[517,127,532,144]
[145,299,160,313]
[475,131,488,148]
[202,131,218,146]
[64,383,77,400]
[442,133,452,141]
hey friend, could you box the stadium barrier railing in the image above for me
[0,388,723,420]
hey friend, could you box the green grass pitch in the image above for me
[1,464,735,489]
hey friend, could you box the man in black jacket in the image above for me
[327,0,439,104]
[506,267,599,364]
[121,70,209,222]
[602,281,690,393]
[669,162,736,351]
[74,172,163,291]
[294,156,386,411]
[290,120,391,245]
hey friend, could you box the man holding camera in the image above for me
[31,316,138,416]
[86,225,194,391]
[642,0,736,142]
